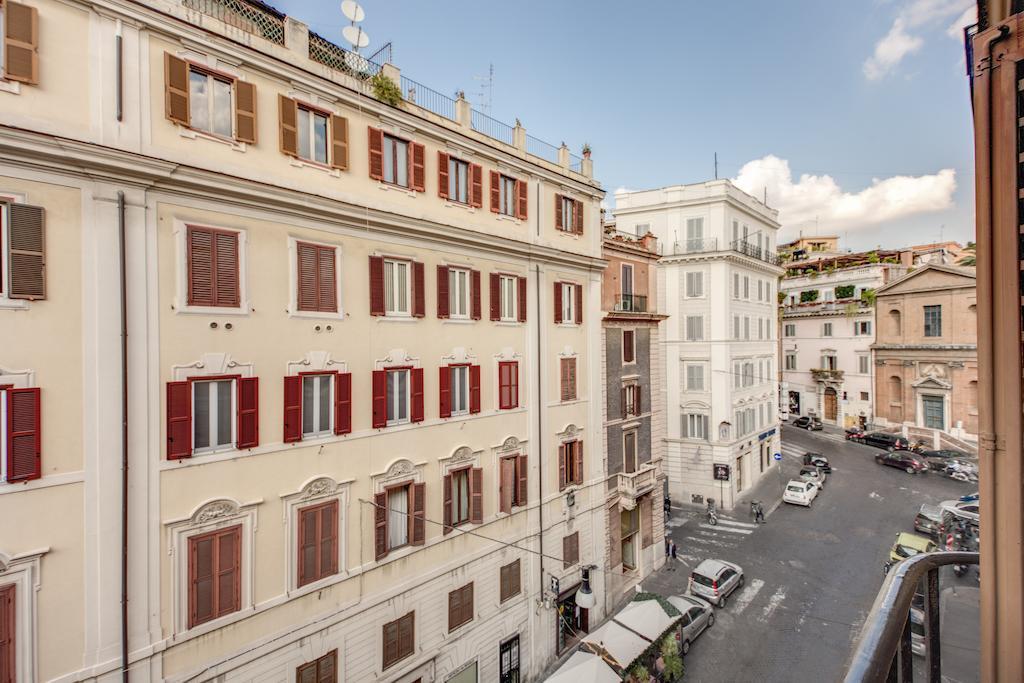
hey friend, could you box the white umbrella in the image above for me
[614,598,681,642]
[544,650,620,683]
[581,619,650,670]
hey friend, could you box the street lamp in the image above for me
[575,565,597,610]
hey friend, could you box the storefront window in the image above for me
[556,590,589,654]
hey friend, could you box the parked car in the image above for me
[874,449,928,474]
[798,464,827,489]
[667,594,715,655]
[845,425,866,441]
[913,503,944,538]
[802,452,831,473]
[792,416,823,431]
[783,480,819,507]
[940,499,980,524]
[920,448,976,471]
[688,559,744,608]
[889,531,937,564]
[857,431,910,450]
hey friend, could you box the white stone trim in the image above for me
[286,235,345,320]
[371,458,426,491]
[170,352,255,381]
[0,193,28,309]
[172,218,251,316]
[0,548,46,683]
[280,476,352,594]
[439,445,483,474]
[285,351,348,376]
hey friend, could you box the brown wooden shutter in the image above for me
[317,651,338,683]
[298,661,316,683]
[555,194,563,230]
[330,115,349,170]
[574,441,584,485]
[189,534,214,627]
[399,613,415,662]
[317,246,337,312]
[234,80,257,144]
[298,505,317,587]
[499,457,514,514]
[296,242,318,311]
[438,366,451,419]
[187,227,214,306]
[517,454,528,506]
[213,231,240,307]
[412,261,425,317]
[443,473,452,534]
[641,495,654,547]
[283,375,302,443]
[469,365,481,414]
[410,142,426,191]
[6,387,40,481]
[8,203,45,300]
[374,492,387,560]
[574,199,584,234]
[320,503,338,578]
[236,377,259,449]
[554,282,563,324]
[470,270,481,320]
[334,372,352,435]
[563,533,575,569]
[608,505,622,568]
[278,95,298,156]
[410,368,424,422]
[489,171,500,213]
[411,482,426,545]
[470,163,483,207]
[489,273,500,321]
[368,256,385,315]
[4,2,38,84]
[436,265,450,318]
[470,467,483,524]
[623,330,635,363]
[438,152,450,200]
[575,283,583,324]
[164,53,190,126]
[634,387,642,416]
[517,276,527,322]
[371,370,387,428]
[558,444,566,490]
[166,381,191,459]
[516,180,528,220]
[368,127,384,180]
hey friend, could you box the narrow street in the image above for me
[643,424,978,683]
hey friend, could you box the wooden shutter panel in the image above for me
[489,171,500,213]
[469,365,481,414]
[436,265,450,318]
[554,282,563,324]
[470,467,483,524]
[412,261,425,317]
[555,194,563,230]
[317,246,337,312]
[411,482,426,545]
[330,115,349,170]
[283,375,302,442]
[516,179,528,220]
[298,506,316,586]
[166,381,192,459]
[499,458,513,514]
[517,454,528,507]
[6,387,40,481]
[573,199,584,234]
[438,152,450,200]
[558,444,566,490]
[234,80,257,144]
[621,387,628,419]
[0,585,13,682]
[298,662,317,683]
[517,276,527,322]
[641,495,654,548]
[574,441,584,485]
[489,273,500,321]
[371,370,387,428]
[278,95,298,156]
[575,283,583,325]
[443,473,452,534]
[296,242,318,311]
[509,362,519,408]
[236,377,259,449]
[213,231,240,307]
[164,53,190,125]
[368,256,385,316]
[608,506,622,568]
[8,204,45,300]
[4,2,38,84]
[189,535,214,626]
[634,387,642,416]
[334,372,352,435]
[316,651,337,683]
[470,163,483,207]
[438,366,451,419]
[563,534,573,569]
[368,126,385,180]
[374,491,388,560]
[410,142,426,191]
[471,270,481,320]
[320,503,338,577]
[187,227,213,306]
[410,368,424,422]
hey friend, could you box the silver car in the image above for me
[799,464,827,489]
[668,594,715,655]
[688,558,745,607]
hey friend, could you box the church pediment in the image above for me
[912,375,952,390]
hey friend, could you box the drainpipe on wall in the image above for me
[118,190,130,682]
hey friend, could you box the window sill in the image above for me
[288,570,352,599]
[288,308,345,321]
[378,183,417,197]
[0,298,29,310]
[442,318,477,325]
[557,322,581,329]
[443,200,478,213]
[378,314,418,323]
[173,302,250,317]
[178,125,247,152]
[174,608,252,642]
[494,319,523,327]
[289,157,341,177]
[496,213,523,225]
[0,78,20,95]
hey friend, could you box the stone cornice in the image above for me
[872,343,977,351]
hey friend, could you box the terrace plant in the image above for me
[800,289,819,303]
[369,71,403,107]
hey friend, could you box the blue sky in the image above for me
[275,0,977,251]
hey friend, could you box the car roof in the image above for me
[918,503,943,519]
[896,532,935,549]
[787,479,810,486]
[693,559,739,576]
[669,594,711,611]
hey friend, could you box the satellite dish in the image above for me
[344,51,370,74]
[342,25,370,49]
[341,0,365,22]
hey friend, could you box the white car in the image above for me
[783,480,818,507]
[940,499,980,523]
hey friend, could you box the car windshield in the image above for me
[691,573,714,587]
[787,485,804,492]
[897,544,922,558]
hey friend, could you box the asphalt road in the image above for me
[645,424,978,683]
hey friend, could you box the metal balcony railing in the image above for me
[665,238,719,256]
[183,0,285,44]
[731,239,783,266]
[844,551,979,683]
[613,294,648,313]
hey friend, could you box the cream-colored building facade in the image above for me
[0,1,610,681]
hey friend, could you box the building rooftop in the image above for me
[613,179,780,224]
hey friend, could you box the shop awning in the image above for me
[544,650,620,683]
[613,597,681,642]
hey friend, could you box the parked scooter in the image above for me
[945,460,979,483]
[706,498,718,526]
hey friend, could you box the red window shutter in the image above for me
[283,375,303,443]
[296,242,318,311]
[334,372,352,435]
[470,163,483,207]
[411,143,426,192]
[517,454,528,506]
[190,534,214,627]
[368,127,384,180]
[554,282,563,324]
[368,256,385,316]
[489,171,500,213]
[213,231,240,307]
[438,366,451,419]
[410,368,424,422]
[558,444,566,490]
[412,262,425,317]
[469,365,481,414]
[436,265,450,318]
[411,482,426,545]
[470,467,483,524]
[575,283,583,325]
[489,273,500,321]
[471,270,481,320]
[236,377,259,449]
[443,473,452,534]
[374,492,388,560]
[517,276,527,322]
[574,199,584,234]
[555,194,563,230]
[574,441,584,485]
[0,584,13,682]
[516,179,528,220]
[371,370,387,428]
[298,505,316,587]
[438,152,450,200]
[166,381,192,460]
[6,387,41,481]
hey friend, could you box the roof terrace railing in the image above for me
[308,32,382,78]
[183,0,285,44]
[526,135,561,164]
[470,109,515,146]
[400,75,457,121]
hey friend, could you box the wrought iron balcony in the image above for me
[666,238,719,256]
[615,464,657,507]
[731,239,783,266]
[613,294,648,313]
[844,551,979,683]
[811,368,845,382]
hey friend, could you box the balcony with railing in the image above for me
[731,238,783,266]
[811,368,845,382]
[663,238,719,256]
[613,294,648,313]
[183,0,285,44]
[615,464,657,507]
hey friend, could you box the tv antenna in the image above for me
[474,63,494,114]
[340,1,371,74]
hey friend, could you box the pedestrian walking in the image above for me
[754,501,766,524]
[671,541,678,561]
[665,536,671,558]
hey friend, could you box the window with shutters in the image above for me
[685,315,704,341]
[297,500,339,587]
[821,353,838,371]
[0,382,40,483]
[562,532,579,569]
[561,439,583,487]
[446,157,470,204]
[498,174,517,216]
[448,268,470,319]
[447,365,470,416]
[0,201,44,304]
[622,329,635,364]
[855,320,872,336]
[823,322,833,337]
[560,357,577,401]
[297,650,337,683]
[449,467,471,527]
[499,560,521,602]
[385,483,412,550]
[784,323,795,337]
[621,506,639,570]
[293,105,333,164]
[743,316,750,340]
[498,361,519,409]
[743,276,750,299]
[192,379,235,454]
[382,612,415,670]
[383,134,410,187]
[188,67,234,139]
[386,368,410,425]
[682,413,708,440]
[187,525,241,628]
[858,355,870,374]
[164,55,256,144]
[294,241,339,315]
[685,271,704,298]
[301,374,333,438]
[556,282,582,325]
[448,582,474,632]
[785,352,797,370]
[558,196,576,232]
[383,259,411,316]
[499,454,526,513]
[1,1,38,85]
[499,275,519,321]
[623,382,641,417]
[686,364,704,391]
[185,225,241,309]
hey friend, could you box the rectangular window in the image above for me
[382,612,415,670]
[562,440,583,487]
[621,507,639,570]
[499,275,519,321]
[498,362,519,409]
[187,226,240,308]
[383,259,410,315]
[560,282,577,323]
[498,175,517,216]
[298,499,338,587]
[560,358,577,401]
[500,636,521,683]
[821,355,837,371]
[743,276,750,299]
[785,353,797,370]
[784,323,795,337]
[0,583,12,680]
[623,329,636,363]
[686,364,704,391]
[758,318,764,340]
[860,391,870,401]
[562,532,580,569]
[858,355,870,374]
[193,379,234,453]
[386,369,410,425]
[924,306,942,337]
[448,268,470,319]
[188,67,233,138]
[449,365,470,416]
[295,242,337,313]
[499,455,526,512]
[823,322,833,337]
[558,195,579,233]
[450,467,471,526]
[682,413,708,439]
[733,273,740,299]
[301,374,333,438]
[297,106,329,164]
[757,280,763,301]
[733,316,740,340]
[685,271,704,298]
[448,582,474,632]
[686,316,703,341]
[855,320,871,336]
[386,484,411,550]
[382,134,410,187]
[623,383,641,417]
[188,524,241,628]
[743,316,750,340]
[500,560,521,602]
[623,430,638,473]
[448,157,470,204]
[685,217,704,250]
[297,651,337,683]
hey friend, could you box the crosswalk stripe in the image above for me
[714,518,759,530]
[698,523,752,535]
[733,578,765,614]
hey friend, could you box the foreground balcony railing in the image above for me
[844,550,979,683]
[613,294,648,313]
[616,465,657,506]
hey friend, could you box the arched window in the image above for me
[968,380,978,412]
[888,376,903,421]
[889,309,902,337]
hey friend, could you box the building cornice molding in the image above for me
[872,344,978,352]
[613,192,780,228]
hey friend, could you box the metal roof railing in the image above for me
[526,135,560,164]
[183,0,285,44]
[470,109,515,146]
[308,32,382,79]
[400,75,457,121]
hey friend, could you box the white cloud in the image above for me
[864,0,972,80]
[946,5,976,39]
[732,155,956,239]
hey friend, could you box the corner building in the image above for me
[0,1,607,681]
